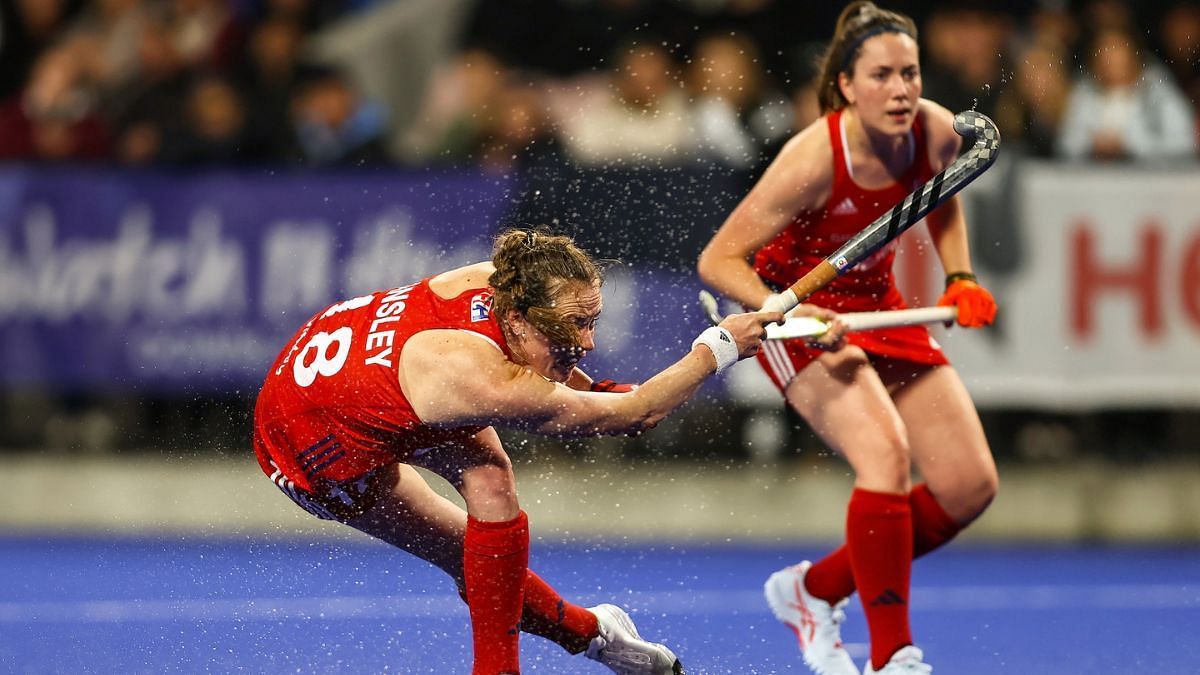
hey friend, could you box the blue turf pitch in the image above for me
[1,535,1197,673]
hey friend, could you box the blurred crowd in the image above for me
[0,0,1197,170]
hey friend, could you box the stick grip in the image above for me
[767,261,838,314]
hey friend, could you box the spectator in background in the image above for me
[552,39,695,167]
[1057,26,1197,162]
[161,73,252,164]
[1159,2,1200,144]
[62,0,155,108]
[687,31,792,171]
[996,40,1071,158]
[1078,0,1134,34]
[689,1,843,90]
[919,5,1012,121]
[285,64,390,166]
[0,0,82,101]
[242,0,346,31]
[109,12,194,165]
[775,41,826,164]
[402,47,509,165]
[0,46,111,162]
[1026,3,1079,55]
[164,0,245,73]
[236,16,306,162]
[788,76,821,134]
[461,0,692,77]
[476,83,557,175]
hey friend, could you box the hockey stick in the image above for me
[699,289,956,339]
[766,306,956,340]
[758,110,1001,316]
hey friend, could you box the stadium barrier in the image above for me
[2,162,1198,408]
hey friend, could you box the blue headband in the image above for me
[840,24,915,72]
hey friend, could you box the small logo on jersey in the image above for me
[834,255,850,270]
[831,197,858,216]
[470,293,493,322]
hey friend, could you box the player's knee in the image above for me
[878,451,913,492]
[943,464,999,523]
[461,456,519,511]
[854,435,912,492]
[878,421,913,477]
[966,464,999,518]
[471,467,517,499]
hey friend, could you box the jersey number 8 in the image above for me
[293,327,353,387]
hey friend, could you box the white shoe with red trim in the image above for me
[764,561,858,675]
[585,604,684,674]
[863,645,931,674]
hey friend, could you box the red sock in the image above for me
[520,571,600,654]
[805,484,962,603]
[909,483,961,555]
[454,570,600,653]
[845,488,913,671]
[465,511,529,675]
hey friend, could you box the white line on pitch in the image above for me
[0,583,1195,623]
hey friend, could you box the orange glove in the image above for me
[937,278,997,328]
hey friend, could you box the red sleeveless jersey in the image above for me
[252,278,510,492]
[753,109,948,373]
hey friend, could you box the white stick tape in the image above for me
[759,290,799,315]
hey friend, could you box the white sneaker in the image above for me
[863,646,931,674]
[764,561,858,675]
[585,604,683,674]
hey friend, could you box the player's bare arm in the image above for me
[917,98,964,172]
[429,260,497,294]
[401,313,779,437]
[918,100,974,275]
[697,125,834,310]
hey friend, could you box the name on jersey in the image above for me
[364,283,416,369]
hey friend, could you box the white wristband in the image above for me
[692,326,738,373]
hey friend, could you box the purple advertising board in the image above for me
[0,167,718,394]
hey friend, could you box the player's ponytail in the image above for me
[490,228,603,348]
[815,1,918,113]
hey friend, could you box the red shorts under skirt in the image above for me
[755,324,949,393]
